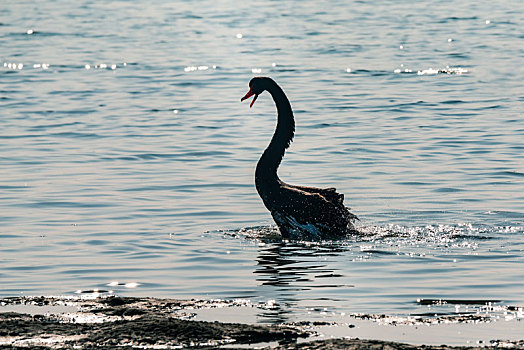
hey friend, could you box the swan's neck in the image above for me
[255,82,295,187]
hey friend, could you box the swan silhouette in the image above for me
[241,77,358,240]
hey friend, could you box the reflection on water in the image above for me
[254,241,350,323]
[213,221,524,323]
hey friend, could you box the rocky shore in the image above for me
[0,296,522,349]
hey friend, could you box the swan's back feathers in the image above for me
[291,185,345,205]
[271,182,358,239]
[283,183,359,222]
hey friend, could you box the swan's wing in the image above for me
[287,185,358,221]
[288,185,345,205]
[278,186,357,235]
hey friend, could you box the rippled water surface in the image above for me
[1,0,523,327]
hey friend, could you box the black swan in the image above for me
[241,77,358,240]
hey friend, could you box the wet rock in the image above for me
[1,297,523,349]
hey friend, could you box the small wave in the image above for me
[498,170,524,178]
[417,298,501,306]
[417,66,469,75]
[216,222,502,246]
[438,16,479,23]
[393,66,469,75]
[214,226,282,242]
[183,65,217,72]
[356,223,501,251]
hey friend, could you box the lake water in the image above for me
[1,0,523,342]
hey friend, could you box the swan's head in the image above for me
[241,77,272,108]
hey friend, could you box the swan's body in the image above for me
[241,77,358,240]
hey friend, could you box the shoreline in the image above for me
[0,296,522,349]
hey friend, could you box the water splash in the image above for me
[219,222,502,246]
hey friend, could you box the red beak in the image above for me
[241,88,258,108]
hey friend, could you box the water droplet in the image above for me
[485,19,491,24]
[173,109,178,114]
[236,33,243,39]
[26,29,34,35]
[111,64,116,70]
[399,45,404,49]
[448,38,453,42]
[345,68,352,73]
[271,62,277,67]
[85,64,91,70]
[252,68,262,73]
